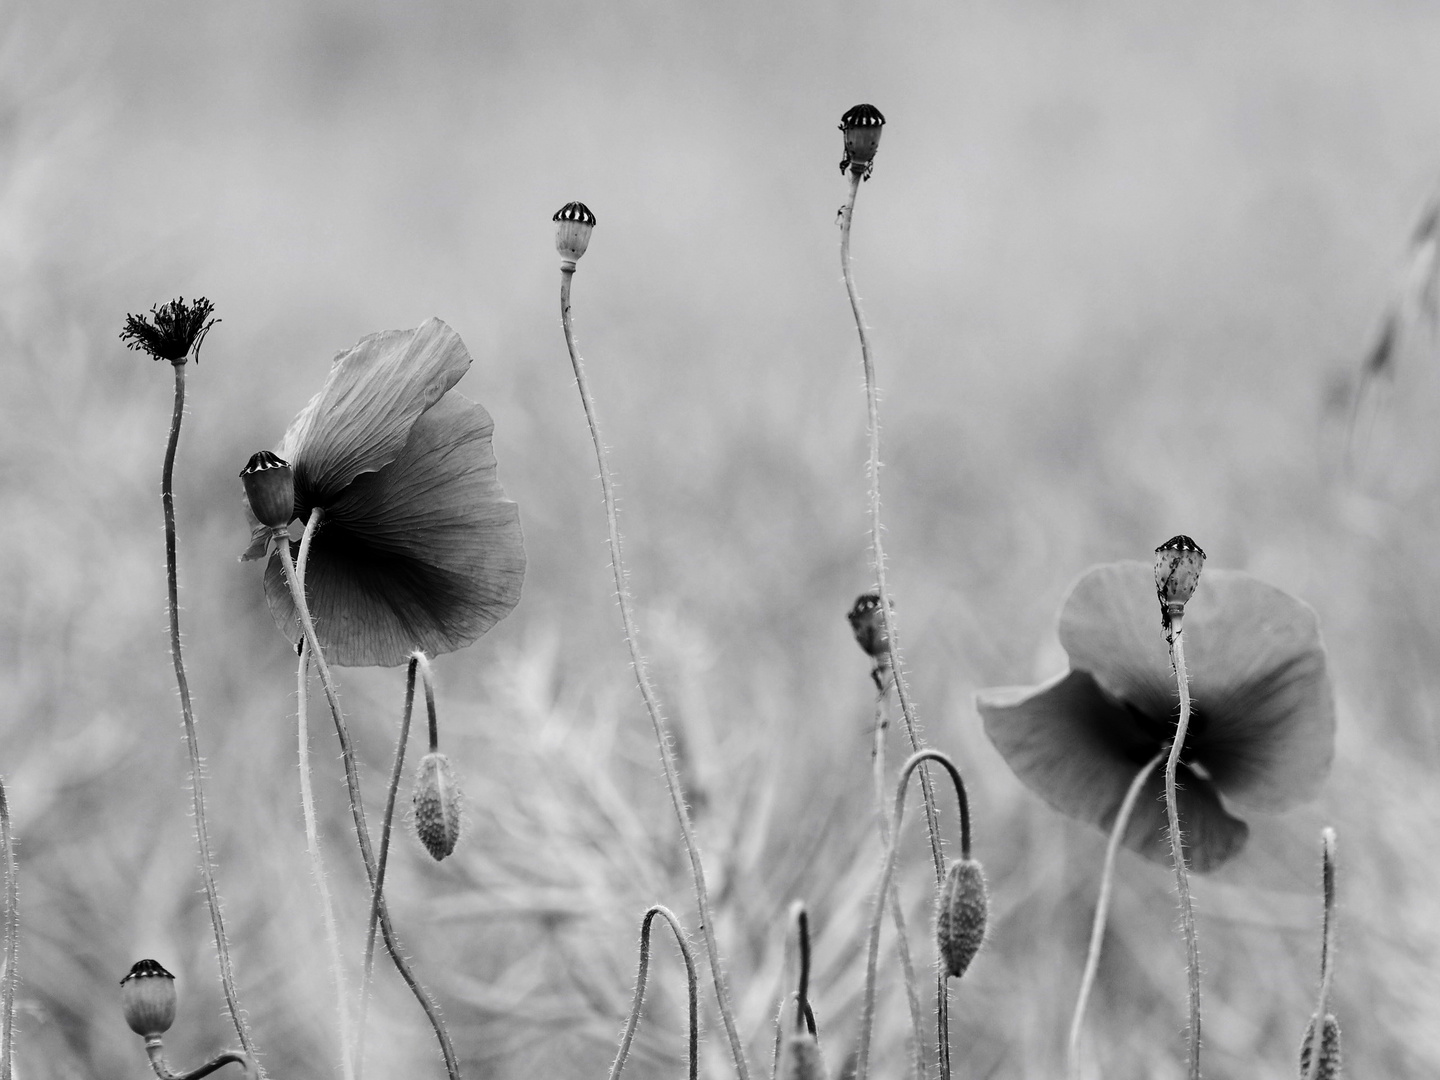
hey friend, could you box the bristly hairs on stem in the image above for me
[128,300,259,1068]
[142,1041,256,1080]
[1302,828,1339,1080]
[856,749,974,1080]
[357,654,421,1080]
[839,114,951,1077]
[274,514,461,1080]
[607,905,699,1080]
[0,779,15,1080]
[1065,752,1165,1080]
[556,205,750,1080]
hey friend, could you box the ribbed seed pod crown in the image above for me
[120,959,177,1039]
[936,858,988,979]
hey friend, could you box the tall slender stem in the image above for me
[559,267,749,1080]
[357,657,419,1080]
[607,905,699,1080]
[161,363,257,1065]
[275,527,460,1080]
[1066,752,1164,1080]
[841,169,950,1077]
[0,779,15,1080]
[1164,628,1201,1080]
[296,639,354,1080]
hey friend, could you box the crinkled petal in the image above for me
[979,669,1248,872]
[266,392,525,666]
[1058,562,1334,812]
[279,318,471,506]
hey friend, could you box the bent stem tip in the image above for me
[607,905,698,1080]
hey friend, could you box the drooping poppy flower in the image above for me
[243,317,525,668]
[977,561,1334,873]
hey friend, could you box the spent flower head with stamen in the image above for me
[242,318,526,667]
[839,103,885,179]
[553,201,596,268]
[978,561,1334,873]
[120,960,177,1039]
[120,297,219,365]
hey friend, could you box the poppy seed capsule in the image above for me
[839,103,885,176]
[936,858,988,979]
[120,959,177,1039]
[553,201,596,268]
[1154,535,1206,628]
[1298,1013,1341,1080]
[240,450,295,528]
[413,751,462,861]
[776,1032,826,1080]
[846,592,891,659]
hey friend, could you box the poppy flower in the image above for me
[977,561,1334,873]
[243,317,525,668]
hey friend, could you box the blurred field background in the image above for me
[4,1,1440,1077]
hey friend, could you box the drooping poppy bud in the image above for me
[1299,1013,1341,1080]
[413,751,462,861]
[120,959,177,1039]
[553,202,596,268]
[240,451,295,528]
[839,104,885,178]
[936,858,988,979]
[1154,535,1205,636]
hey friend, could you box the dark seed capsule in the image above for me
[936,858,988,980]
[120,959,177,1039]
[553,201,596,265]
[839,103,885,176]
[847,592,891,660]
[240,450,295,528]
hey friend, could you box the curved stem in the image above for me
[1164,628,1201,1080]
[607,905,699,1080]
[560,268,749,1080]
[275,528,461,1080]
[1303,828,1338,1080]
[1066,752,1164,1080]
[296,640,354,1080]
[840,169,950,1076]
[856,750,971,1080]
[144,1040,256,1080]
[357,656,419,1080]
[161,363,257,1065]
[0,780,15,1080]
[871,689,926,1080]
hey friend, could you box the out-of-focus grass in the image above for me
[5,2,1440,1077]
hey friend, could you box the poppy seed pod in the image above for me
[1299,1013,1341,1080]
[776,1031,826,1080]
[1154,535,1206,630]
[846,592,890,659]
[120,959,177,1039]
[936,858,988,979]
[413,751,462,861]
[240,450,295,528]
[553,201,596,267]
[839,103,885,177]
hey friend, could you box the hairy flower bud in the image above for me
[120,959,177,1039]
[1299,1013,1341,1080]
[1154,535,1206,636]
[839,103,885,178]
[240,450,295,528]
[413,751,462,861]
[936,858,988,980]
[553,201,596,268]
[776,1031,826,1080]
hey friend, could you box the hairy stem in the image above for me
[1303,828,1338,1080]
[0,779,15,1080]
[1164,628,1201,1080]
[357,656,419,1080]
[1066,752,1164,1080]
[275,526,461,1080]
[296,640,354,1080]
[143,1039,256,1080]
[607,905,699,1080]
[161,363,257,1065]
[560,267,749,1080]
[840,167,950,1077]
[857,750,971,1080]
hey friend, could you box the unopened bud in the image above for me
[839,104,885,178]
[553,202,596,268]
[776,1031,826,1080]
[240,450,295,528]
[120,959,177,1039]
[1154,535,1205,635]
[936,858,988,980]
[413,751,462,861]
[1299,1013,1341,1080]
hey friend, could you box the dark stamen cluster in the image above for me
[120,297,219,364]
